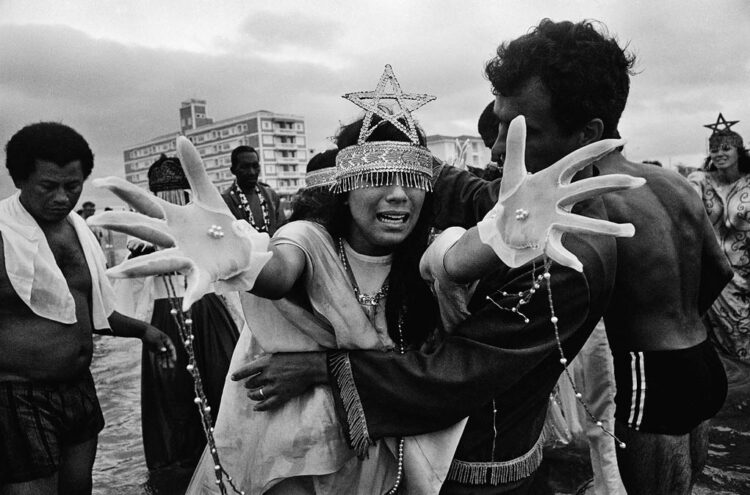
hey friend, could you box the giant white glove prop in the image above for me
[477,116,646,272]
[88,136,273,311]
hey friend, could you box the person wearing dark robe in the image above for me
[134,155,241,474]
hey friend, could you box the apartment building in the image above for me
[123,99,308,200]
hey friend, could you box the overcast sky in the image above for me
[1,0,749,207]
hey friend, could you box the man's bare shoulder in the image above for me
[598,154,705,218]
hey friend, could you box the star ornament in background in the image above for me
[343,64,436,144]
[477,116,647,272]
[703,113,740,133]
[88,136,272,311]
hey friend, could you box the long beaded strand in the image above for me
[384,310,407,495]
[162,275,244,495]
[486,257,626,449]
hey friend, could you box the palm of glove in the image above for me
[88,136,272,310]
[477,116,646,272]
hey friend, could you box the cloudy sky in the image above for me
[1,0,749,207]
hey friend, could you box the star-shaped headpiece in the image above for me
[334,65,436,194]
[703,113,739,133]
[343,64,436,145]
[704,113,743,149]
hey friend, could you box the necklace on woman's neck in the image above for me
[337,237,389,308]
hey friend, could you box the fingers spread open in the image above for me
[107,248,193,278]
[548,138,626,185]
[558,175,646,208]
[499,116,528,198]
[546,230,583,272]
[176,136,229,213]
[91,177,167,219]
[555,212,636,238]
[87,211,175,247]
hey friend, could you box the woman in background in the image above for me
[688,115,750,362]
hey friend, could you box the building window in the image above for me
[262,121,272,130]
[262,135,274,145]
[295,123,304,131]
[263,150,275,160]
[266,164,276,175]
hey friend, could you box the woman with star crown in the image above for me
[182,68,467,494]
[688,115,750,362]
[90,64,641,494]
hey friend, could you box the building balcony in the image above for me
[278,170,299,178]
[276,185,300,195]
[274,142,297,149]
[276,158,299,165]
[273,128,296,135]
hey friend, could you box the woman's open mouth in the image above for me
[376,212,410,224]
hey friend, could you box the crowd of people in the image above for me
[1,16,747,495]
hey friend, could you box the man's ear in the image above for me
[578,118,604,146]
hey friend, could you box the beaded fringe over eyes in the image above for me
[304,168,337,189]
[334,171,432,194]
[334,141,433,194]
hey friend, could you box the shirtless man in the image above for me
[0,123,176,495]
[432,19,732,494]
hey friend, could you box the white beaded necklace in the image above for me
[234,183,270,233]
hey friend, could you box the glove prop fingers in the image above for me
[559,175,646,207]
[107,248,193,278]
[551,138,626,185]
[556,213,636,238]
[88,211,175,247]
[546,230,583,272]
[499,116,528,197]
[91,177,168,219]
[176,136,229,213]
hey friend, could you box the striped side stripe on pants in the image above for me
[626,351,646,430]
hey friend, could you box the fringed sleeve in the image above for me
[327,350,375,458]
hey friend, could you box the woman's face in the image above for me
[346,184,426,256]
[710,143,739,172]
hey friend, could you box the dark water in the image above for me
[91,334,149,494]
[90,334,750,495]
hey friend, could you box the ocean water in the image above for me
[90,334,750,494]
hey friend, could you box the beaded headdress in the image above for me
[304,149,338,189]
[704,113,743,150]
[148,154,190,193]
[334,65,436,193]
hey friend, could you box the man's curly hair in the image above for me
[485,19,636,139]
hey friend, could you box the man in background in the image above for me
[222,145,285,235]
